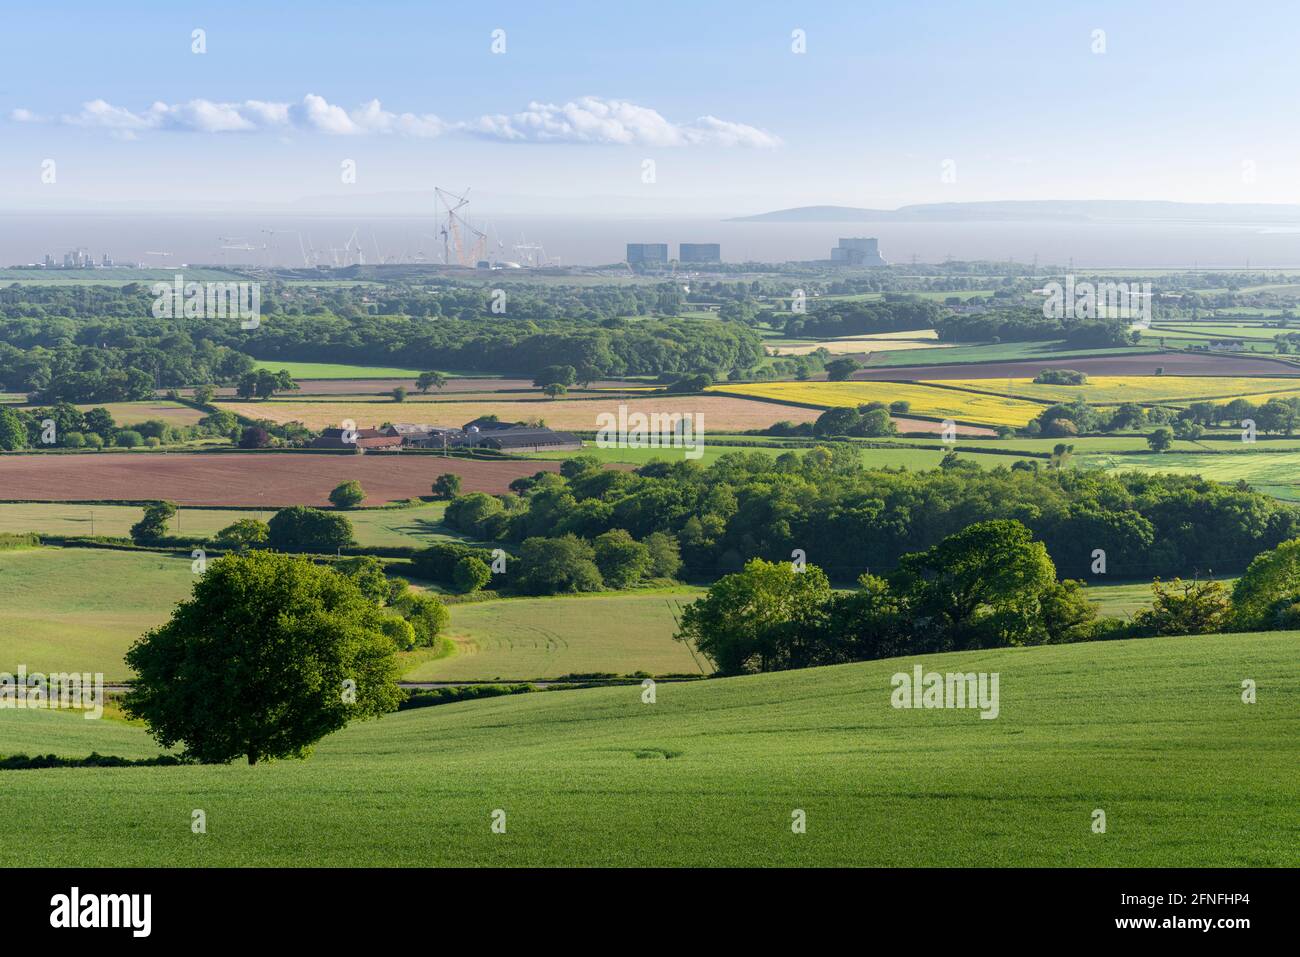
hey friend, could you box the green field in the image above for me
[0,632,1294,866]
[520,439,1021,470]
[0,548,194,679]
[0,542,1185,685]
[0,502,454,549]
[1080,449,1300,493]
[408,591,709,681]
[1148,322,1280,340]
[1082,581,1154,618]
[1079,578,1234,618]
[250,360,437,379]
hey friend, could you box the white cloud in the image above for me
[349,98,448,138]
[682,114,782,149]
[10,107,41,123]
[63,98,155,131]
[13,93,776,147]
[289,93,361,135]
[469,96,780,148]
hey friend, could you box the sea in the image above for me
[7,213,1300,270]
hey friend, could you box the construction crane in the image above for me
[302,233,323,267]
[344,228,364,267]
[434,186,488,267]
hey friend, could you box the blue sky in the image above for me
[3,0,1298,214]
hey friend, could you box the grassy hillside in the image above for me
[0,632,1294,866]
[0,548,193,680]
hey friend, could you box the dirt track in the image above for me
[0,452,562,506]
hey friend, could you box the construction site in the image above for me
[204,187,561,274]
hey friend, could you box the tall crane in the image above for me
[434,186,488,266]
[344,228,364,266]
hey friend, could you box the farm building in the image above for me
[312,420,582,453]
[310,427,403,451]
[470,426,582,452]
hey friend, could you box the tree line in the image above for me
[0,283,767,401]
[428,450,1300,583]
[675,518,1300,675]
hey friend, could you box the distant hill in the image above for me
[730,200,1300,224]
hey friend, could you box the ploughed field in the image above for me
[221,394,822,432]
[0,632,1293,866]
[850,351,1300,381]
[0,452,561,505]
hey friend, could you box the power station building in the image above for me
[830,237,886,266]
[626,243,669,265]
[679,243,721,263]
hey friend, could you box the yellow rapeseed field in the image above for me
[932,375,1300,404]
[707,381,1045,427]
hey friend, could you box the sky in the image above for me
[3,0,1300,216]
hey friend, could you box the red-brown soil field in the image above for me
[0,452,564,506]
[893,417,995,436]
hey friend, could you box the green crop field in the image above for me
[1080,449,1300,493]
[405,591,710,681]
[0,632,1294,866]
[250,360,437,379]
[0,502,455,550]
[0,548,194,680]
[1080,578,1232,618]
[520,440,777,466]
[1148,323,1280,340]
[1081,581,1155,618]
[518,440,1013,470]
[877,434,1191,453]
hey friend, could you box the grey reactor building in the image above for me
[627,243,720,265]
[830,237,887,266]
